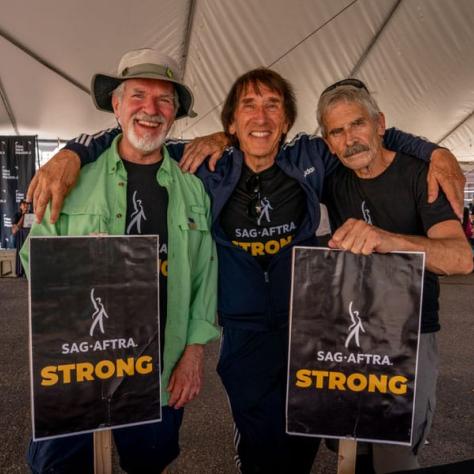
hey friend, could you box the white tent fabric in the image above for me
[1,0,473,164]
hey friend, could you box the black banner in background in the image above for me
[287,247,424,445]
[29,236,161,440]
[0,136,36,248]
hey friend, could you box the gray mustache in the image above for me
[343,143,369,158]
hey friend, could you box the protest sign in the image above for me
[29,235,161,440]
[287,247,424,445]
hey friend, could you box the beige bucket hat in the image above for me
[91,48,196,119]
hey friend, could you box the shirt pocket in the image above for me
[177,205,209,232]
[58,212,109,236]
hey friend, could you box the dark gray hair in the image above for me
[317,85,381,137]
[112,81,180,115]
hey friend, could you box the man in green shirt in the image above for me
[21,48,218,474]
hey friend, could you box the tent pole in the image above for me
[0,27,89,95]
[313,0,403,135]
[437,110,474,145]
[0,75,19,135]
[182,0,197,78]
[350,0,403,76]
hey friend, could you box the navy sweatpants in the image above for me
[217,325,320,473]
[27,407,183,474]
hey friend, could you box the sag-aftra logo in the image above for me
[294,300,408,396]
[39,288,153,387]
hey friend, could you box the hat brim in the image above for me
[91,73,197,120]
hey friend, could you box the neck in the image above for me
[243,153,277,173]
[118,137,163,164]
[354,148,395,179]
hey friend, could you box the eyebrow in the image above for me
[328,116,367,133]
[240,96,282,104]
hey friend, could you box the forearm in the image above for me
[380,230,472,275]
[330,219,472,275]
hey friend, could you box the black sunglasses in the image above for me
[321,78,369,96]
[246,174,262,219]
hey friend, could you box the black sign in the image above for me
[287,247,424,445]
[29,236,161,440]
[0,136,36,248]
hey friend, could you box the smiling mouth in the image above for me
[250,131,271,138]
[135,119,162,128]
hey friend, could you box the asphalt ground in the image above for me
[0,274,473,473]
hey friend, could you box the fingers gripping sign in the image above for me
[167,344,204,409]
[328,218,395,255]
[27,150,81,224]
[179,132,230,173]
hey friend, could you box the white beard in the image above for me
[125,124,168,154]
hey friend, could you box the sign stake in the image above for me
[337,439,357,474]
[93,430,112,474]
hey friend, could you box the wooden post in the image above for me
[337,439,357,474]
[93,430,112,474]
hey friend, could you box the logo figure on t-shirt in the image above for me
[127,190,147,234]
[257,197,273,225]
[89,288,109,337]
[361,201,372,225]
[344,301,365,349]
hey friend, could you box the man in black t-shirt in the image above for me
[317,79,472,474]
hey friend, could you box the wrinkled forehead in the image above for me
[324,97,372,119]
[123,77,175,94]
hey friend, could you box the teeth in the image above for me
[250,131,270,137]
[137,120,159,127]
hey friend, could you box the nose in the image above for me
[253,104,268,123]
[141,96,161,116]
[344,127,357,146]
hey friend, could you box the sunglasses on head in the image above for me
[321,78,369,96]
[246,174,262,219]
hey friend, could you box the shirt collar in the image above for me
[106,134,172,179]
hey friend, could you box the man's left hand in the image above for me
[179,132,229,173]
[167,344,204,409]
[427,148,465,219]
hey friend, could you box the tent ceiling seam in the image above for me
[438,110,474,145]
[182,0,197,78]
[181,0,359,135]
[0,27,89,95]
[0,75,19,135]
[268,0,358,68]
[350,0,402,76]
[314,0,402,135]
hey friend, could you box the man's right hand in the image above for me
[27,149,81,224]
[179,132,230,173]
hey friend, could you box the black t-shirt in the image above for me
[219,163,306,268]
[122,159,168,349]
[12,211,23,225]
[322,152,457,333]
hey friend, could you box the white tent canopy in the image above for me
[1,0,473,166]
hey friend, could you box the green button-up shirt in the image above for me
[21,136,219,405]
